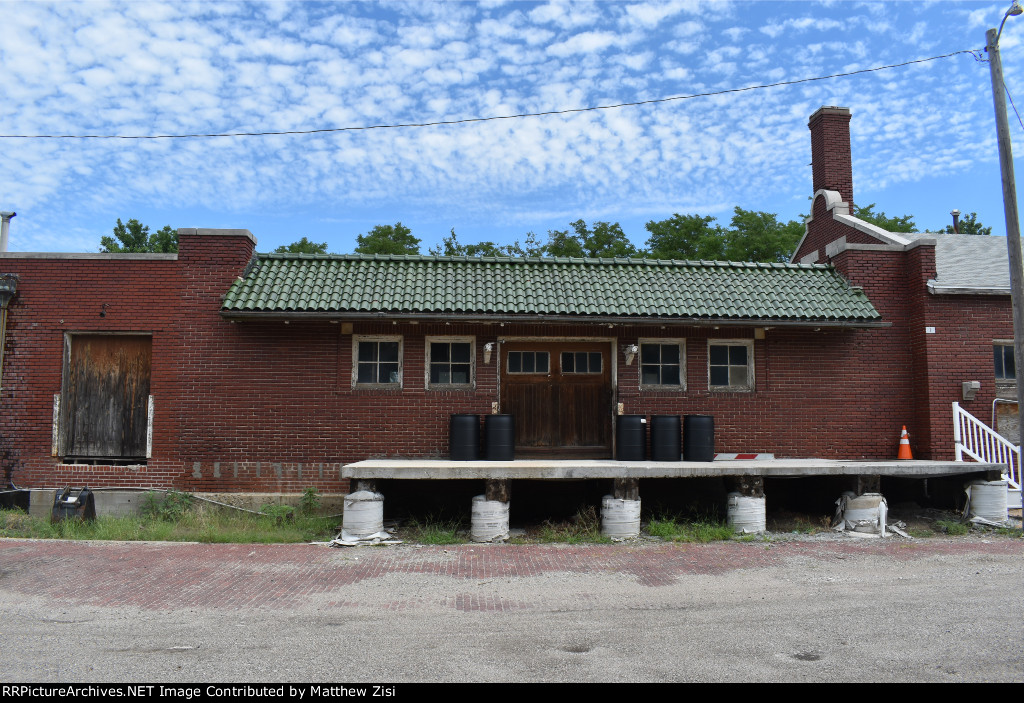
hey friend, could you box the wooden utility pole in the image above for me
[987,22,1024,454]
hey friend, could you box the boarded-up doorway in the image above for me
[500,341,612,458]
[60,334,152,461]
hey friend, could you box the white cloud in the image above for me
[760,16,843,39]
[547,31,622,56]
[0,0,1013,253]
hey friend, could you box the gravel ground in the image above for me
[1,521,1021,683]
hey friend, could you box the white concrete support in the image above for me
[727,493,766,534]
[601,495,640,539]
[341,490,386,542]
[470,495,509,542]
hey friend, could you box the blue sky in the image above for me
[1,0,1021,254]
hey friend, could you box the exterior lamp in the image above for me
[987,2,1024,455]
[484,342,494,364]
[623,343,638,366]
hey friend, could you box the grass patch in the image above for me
[0,500,339,544]
[400,515,466,545]
[935,519,970,536]
[534,506,612,544]
[646,513,735,543]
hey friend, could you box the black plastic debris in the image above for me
[51,486,96,522]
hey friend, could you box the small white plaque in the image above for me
[925,326,936,334]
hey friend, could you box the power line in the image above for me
[0,49,979,140]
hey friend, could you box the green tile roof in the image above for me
[221,253,881,323]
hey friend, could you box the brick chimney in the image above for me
[808,106,853,211]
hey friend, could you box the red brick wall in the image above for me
[0,232,1012,493]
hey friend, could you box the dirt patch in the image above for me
[766,502,1022,539]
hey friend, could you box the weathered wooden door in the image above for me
[61,335,152,460]
[500,341,612,458]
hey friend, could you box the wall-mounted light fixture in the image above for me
[484,342,494,364]
[99,303,110,318]
[622,343,638,366]
[962,381,981,401]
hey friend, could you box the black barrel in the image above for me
[616,415,646,461]
[450,414,480,461]
[484,414,515,461]
[683,415,715,462]
[650,415,681,462]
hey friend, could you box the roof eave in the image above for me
[219,309,889,328]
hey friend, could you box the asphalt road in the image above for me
[1,535,1021,683]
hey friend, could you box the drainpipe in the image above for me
[0,212,14,252]
[0,274,17,392]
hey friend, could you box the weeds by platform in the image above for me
[0,489,339,544]
[646,513,735,543]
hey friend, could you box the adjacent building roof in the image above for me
[221,253,882,326]
[901,233,1016,294]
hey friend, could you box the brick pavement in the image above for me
[2,538,1022,612]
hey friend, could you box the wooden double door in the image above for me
[500,341,613,458]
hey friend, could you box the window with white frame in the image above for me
[639,339,685,389]
[995,342,1016,384]
[353,335,402,387]
[708,340,754,391]
[426,337,475,388]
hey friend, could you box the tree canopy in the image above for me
[355,222,420,255]
[853,204,917,233]
[724,207,805,263]
[274,237,330,254]
[101,219,177,253]
[428,229,525,257]
[645,213,727,260]
[643,209,802,263]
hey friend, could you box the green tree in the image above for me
[542,227,585,258]
[944,211,991,235]
[572,219,639,258]
[853,204,917,233]
[101,218,178,253]
[644,213,727,260]
[724,208,805,263]
[429,229,521,257]
[274,237,329,254]
[539,220,639,258]
[354,222,420,255]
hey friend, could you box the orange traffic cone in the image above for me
[897,426,913,460]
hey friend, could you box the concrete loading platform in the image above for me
[341,458,1009,541]
[342,458,1005,481]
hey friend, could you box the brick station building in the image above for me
[0,106,1015,499]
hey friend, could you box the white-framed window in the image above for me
[638,339,685,389]
[425,336,475,389]
[994,341,1016,384]
[708,339,754,391]
[353,335,402,388]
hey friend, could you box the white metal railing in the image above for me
[953,401,1021,492]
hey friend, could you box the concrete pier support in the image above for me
[485,479,511,502]
[852,475,880,495]
[729,475,764,498]
[613,477,639,501]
